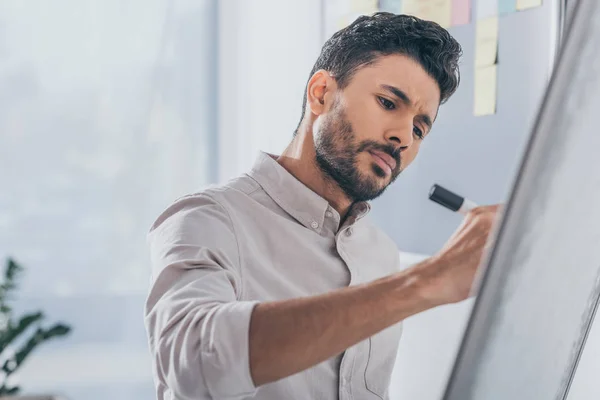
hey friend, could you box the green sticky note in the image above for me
[499,0,517,14]
[379,0,403,13]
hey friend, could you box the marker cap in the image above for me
[429,184,464,212]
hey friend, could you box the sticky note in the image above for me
[476,0,498,19]
[379,0,403,13]
[516,0,543,10]
[499,0,517,14]
[403,0,453,28]
[452,0,471,26]
[475,16,499,67]
[474,65,498,116]
[351,0,379,13]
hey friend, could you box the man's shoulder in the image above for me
[149,174,261,233]
[173,173,261,210]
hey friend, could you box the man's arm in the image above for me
[146,194,498,398]
[249,259,434,385]
[249,204,500,386]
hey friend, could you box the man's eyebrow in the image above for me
[380,84,412,106]
[380,84,434,130]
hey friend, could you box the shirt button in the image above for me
[345,227,353,236]
[310,221,319,229]
[325,211,333,218]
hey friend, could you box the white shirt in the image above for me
[145,152,403,399]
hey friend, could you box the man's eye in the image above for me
[378,97,395,110]
[413,126,424,139]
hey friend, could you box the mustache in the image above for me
[356,141,402,168]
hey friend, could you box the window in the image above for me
[0,1,217,399]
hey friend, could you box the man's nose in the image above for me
[384,122,414,152]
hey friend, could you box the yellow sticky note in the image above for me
[475,17,499,68]
[517,0,543,10]
[474,65,498,116]
[402,0,452,28]
[351,0,379,13]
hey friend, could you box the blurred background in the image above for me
[1,0,599,400]
[1,1,222,399]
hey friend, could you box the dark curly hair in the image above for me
[295,12,462,134]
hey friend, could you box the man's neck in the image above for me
[277,128,353,219]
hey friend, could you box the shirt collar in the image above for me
[247,152,370,232]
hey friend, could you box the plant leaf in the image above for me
[3,322,72,374]
[0,312,43,354]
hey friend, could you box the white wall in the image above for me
[217,0,323,181]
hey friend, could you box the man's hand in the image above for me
[416,205,502,306]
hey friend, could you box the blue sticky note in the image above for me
[498,0,517,14]
[379,0,403,13]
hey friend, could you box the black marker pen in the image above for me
[429,184,478,216]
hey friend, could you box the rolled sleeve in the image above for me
[145,193,259,399]
[200,301,259,397]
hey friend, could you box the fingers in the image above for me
[465,204,503,225]
[470,203,502,215]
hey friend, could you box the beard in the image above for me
[314,100,402,202]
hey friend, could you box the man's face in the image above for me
[314,54,441,202]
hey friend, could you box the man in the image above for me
[145,12,500,400]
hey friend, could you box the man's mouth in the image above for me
[368,150,397,175]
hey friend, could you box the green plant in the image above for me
[0,258,72,396]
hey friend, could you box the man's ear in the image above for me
[306,70,336,116]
